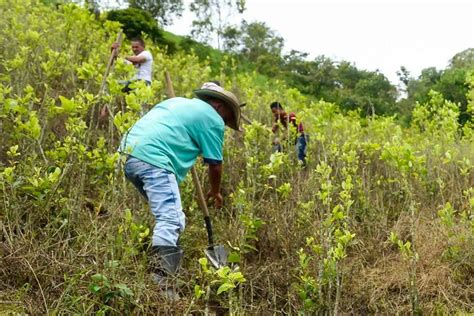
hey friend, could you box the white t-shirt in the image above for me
[133,50,153,82]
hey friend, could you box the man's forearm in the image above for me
[208,163,222,194]
[125,55,146,64]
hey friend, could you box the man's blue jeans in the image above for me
[124,156,185,247]
[296,134,307,166]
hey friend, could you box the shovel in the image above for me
[191,167,228,268]
[164,72,228,269]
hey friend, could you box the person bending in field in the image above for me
[119,82,244,298]
[270,101,307,167]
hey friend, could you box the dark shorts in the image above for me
[121,79,151,93]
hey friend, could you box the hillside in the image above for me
[0,1,473,314]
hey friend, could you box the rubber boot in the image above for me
[150,245,183,300]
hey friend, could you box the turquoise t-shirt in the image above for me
[120,97,225,183]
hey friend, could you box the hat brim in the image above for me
[194,89,242,131]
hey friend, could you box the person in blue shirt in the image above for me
[119,82,243,295]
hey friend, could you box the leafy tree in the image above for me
[190,0,246,49]
[238,21,284,75]
[406,67,442,105]
[128,0,184,26]
[107,8,172,49]
[221,25,241,52]
[449,48,474,69]
[397,66,411,88]
[396,65,411,99]
[282,50,310,89]
[240,21,283,60]
[351,71,397,116]
[394,66,416,123]
[404,48,472,126]
[283,55,338,101]
[282,54,398,116]
[434,68,469,125]
[283,50,309,72]
[309,56,338,101]
[337,61,363,90]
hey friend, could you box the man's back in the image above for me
[120,97,225,182]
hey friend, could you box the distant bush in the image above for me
[107,8,175,51]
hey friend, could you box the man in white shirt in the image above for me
[129,39,153,81]
[100,38,154,118]
[118,38,153,92]
[109,38,153,92]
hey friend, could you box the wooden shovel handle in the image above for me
[99,31,122,97]
[164,71,210,219]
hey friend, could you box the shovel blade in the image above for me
[205,245,228,268]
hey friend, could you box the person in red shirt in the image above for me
[270,101,307,167]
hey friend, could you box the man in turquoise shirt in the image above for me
[120,82,243,295]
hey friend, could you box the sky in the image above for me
[167,0,474,85]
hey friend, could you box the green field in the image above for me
[0,1,473,314]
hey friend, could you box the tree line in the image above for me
[87,0,472,124]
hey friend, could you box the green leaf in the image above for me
[194,285,205,299]
[227,251,241,263]
[89,284,101,294]
[114,283,134,297]
[217,282,235,295]
[106,260,120,269]
[59,96,77,114]
[91,273,108,284]
[304,298,315,309]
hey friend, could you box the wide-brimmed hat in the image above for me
[194,82,245,131]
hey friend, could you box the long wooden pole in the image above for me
[99,31,123,97]
[99,31,123,120]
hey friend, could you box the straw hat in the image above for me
[194,82,245,131]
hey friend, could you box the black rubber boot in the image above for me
[150,245,183,300]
